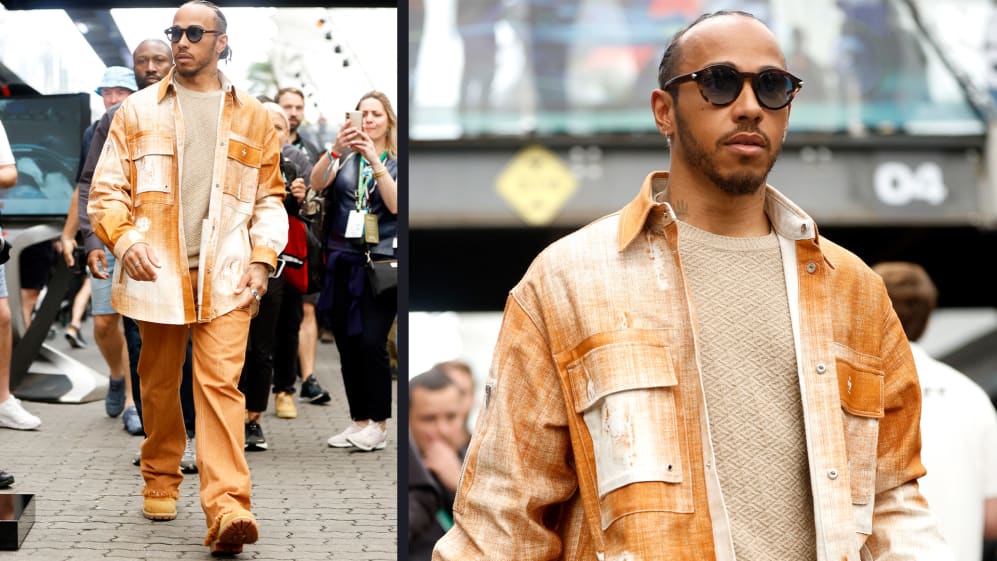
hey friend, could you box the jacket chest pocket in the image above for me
[129,135,175,206]
[836,357,884,533]
[567,337,693,530]
[224,138,262,213]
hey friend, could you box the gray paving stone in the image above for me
[1,317,397,560]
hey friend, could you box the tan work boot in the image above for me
[142,497,177,521]
[207,509,258,556]
[274,392,297,419]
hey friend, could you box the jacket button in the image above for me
[806,261,817,274]
[816,363,826,374]
[827,469,838,480]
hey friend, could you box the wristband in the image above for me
[373,167,389,179]
[328,149,340,160]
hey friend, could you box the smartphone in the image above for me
[346,110,362,129]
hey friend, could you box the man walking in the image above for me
[89,1,286,555]
[435,10,950,561]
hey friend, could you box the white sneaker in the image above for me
[346,422,387,451]
[327,422,365,448]
[180,436,198,474]
[0,397,41,430]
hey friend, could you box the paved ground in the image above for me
[1,316,397,560]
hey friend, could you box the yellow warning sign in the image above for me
[495,145,578,226]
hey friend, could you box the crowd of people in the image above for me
[0,1,397,556]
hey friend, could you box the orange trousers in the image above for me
[137,304,252,530]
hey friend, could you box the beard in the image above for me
[175,57,212,79]
[174,40,216,80]
[673,110,780,196]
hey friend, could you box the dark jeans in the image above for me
[127,316,195,438]
[329,262,396,422]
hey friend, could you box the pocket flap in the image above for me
[836,359,885,418]
[130,134,174,158]
[568,340,678,413]
[227,138,262,168]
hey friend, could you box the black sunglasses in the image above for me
[663,64,803,110]
[164,25,222,44]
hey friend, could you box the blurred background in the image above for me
[409,0,997,422]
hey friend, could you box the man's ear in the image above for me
[217,34,228,58]
[651,89,674,138]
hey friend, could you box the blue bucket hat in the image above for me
[95,66,137,95]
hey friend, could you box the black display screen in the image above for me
[0,93,89,220]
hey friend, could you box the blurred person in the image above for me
[276,87,322,163]
[60,66,137,353]
[274,88,332,409]
[310,91,397,452]
[277,86,335,351]
[0,120,41,435]
[60,66,136,348]
[435,359,474,449]
[238,102,309,446]
[17,242,56,329]
[409,366,464,561]
[88,1,286,554]
[457,2,500,134]
[526,0,582,123]
[434,11,950,561]
[77,50,173,436]
[874,262,997,561]
[60,271,90,349]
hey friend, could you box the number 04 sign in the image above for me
[873,161,948,206]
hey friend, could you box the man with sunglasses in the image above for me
[88,1,286,556]
[434,10,949,561]
[75,39,203,470]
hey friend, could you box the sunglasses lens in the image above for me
[755,71,795,109]
[698,66,741,105]
[164,26,205,43]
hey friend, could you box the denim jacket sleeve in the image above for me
[864,301,953,561]
[247,121,287,270]
[88,104,141,260]
[433,293,579,561]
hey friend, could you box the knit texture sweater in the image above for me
[175,81,221,269]
[677,220,815,561]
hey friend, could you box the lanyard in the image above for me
[355,151,388,211]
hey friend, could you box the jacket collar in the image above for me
[157,66,241,105]
[617,171,820,252]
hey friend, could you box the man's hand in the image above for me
[235,262,270,308]
[88,249,110,279]
[122,243,160,282]
[422,439,462,492]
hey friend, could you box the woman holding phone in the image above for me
[309,91,398,452]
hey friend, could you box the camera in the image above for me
[280,156,299,191]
